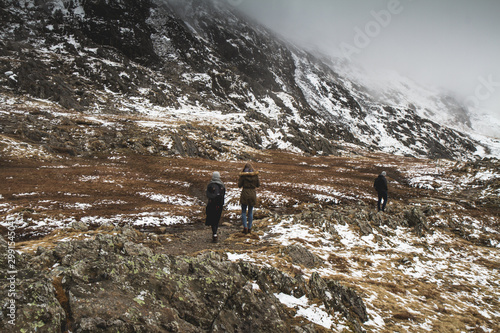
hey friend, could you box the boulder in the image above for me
[404,208,430,237]
[309,272,367,333]
[282,244,323,269]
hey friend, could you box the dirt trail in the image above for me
[155,221,269,256]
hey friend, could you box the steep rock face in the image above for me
[77,0,159,65]
[0,0,485,159]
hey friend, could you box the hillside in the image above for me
[0,0,499,332]
[0,0,494,160]
[1,135,499,332]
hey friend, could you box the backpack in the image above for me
[207,183,224,204]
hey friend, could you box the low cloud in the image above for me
[230,0,500,130]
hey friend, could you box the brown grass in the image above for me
[327,254,350,273]
[0,150,422,237]
[2,147,498,260]
[392,310,417,321]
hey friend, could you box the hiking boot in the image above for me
[243,227,248,234]
[212,234,218,243]
[247,228,251,234]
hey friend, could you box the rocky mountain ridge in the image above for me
[0,0,492,160]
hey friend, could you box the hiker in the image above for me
[238,163,260,234]
[205,171,226,243]
[374,171,388,212]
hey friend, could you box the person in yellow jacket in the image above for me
[238,163,260,234]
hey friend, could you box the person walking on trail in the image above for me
[374,171,388,212]
[238,163,260,234]
[205,171,225,243]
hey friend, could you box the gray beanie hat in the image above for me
[212,171,221,181]
[381,171,386,176]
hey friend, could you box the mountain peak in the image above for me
[0,0,494,160]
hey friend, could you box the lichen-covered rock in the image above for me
[355,219,373,236]
[49,233,293,332]
[404,207,430,237]
[0,236,66,333]
[309,272,367,333]
[1,223,370,332]
[282,244,323,269]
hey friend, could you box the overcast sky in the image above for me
[230,0,500,124]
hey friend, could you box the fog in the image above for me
[228,0,500,136]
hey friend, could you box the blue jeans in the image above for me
[241,205,254,229]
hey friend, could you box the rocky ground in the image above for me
[1,125,499,332]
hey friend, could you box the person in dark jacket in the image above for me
[374,171,388,212]
[206,171,225,242]
[238,163,260,234]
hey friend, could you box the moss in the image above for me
[126,260,139,274]
[155,270,165,279]
[133,297,145,305]
[176,280,184,289]
[149,254,162,263]
[32,320,45,329]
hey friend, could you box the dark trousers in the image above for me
[377,191,388,212]
[206,203,223,235]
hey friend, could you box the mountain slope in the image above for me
[0,0,490,160]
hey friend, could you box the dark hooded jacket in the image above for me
[205,172,225,227]
[206,172,225,205]
[374,174,388,193]
[238,171,260,206]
